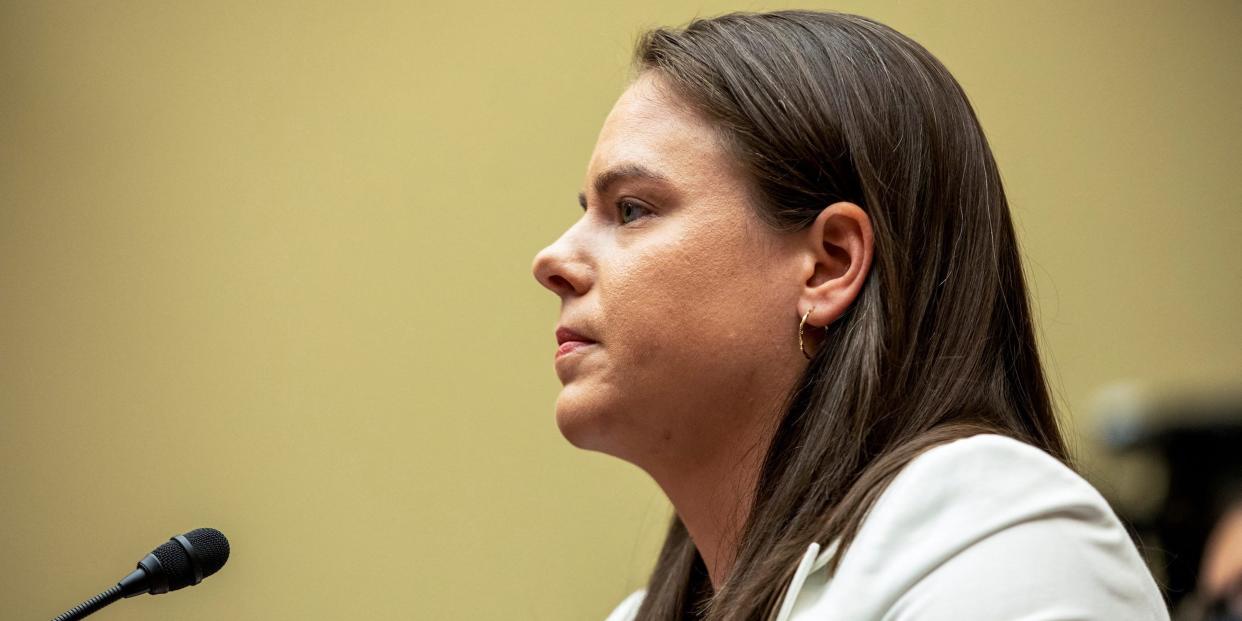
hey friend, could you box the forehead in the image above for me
[586,73,738,190]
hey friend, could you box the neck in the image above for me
[628,345,807,590]
[646,407,780,590]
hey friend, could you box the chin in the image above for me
[554,390,615,454]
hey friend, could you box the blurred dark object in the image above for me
[1094,385,1242,619]
[1174,569,1242,621]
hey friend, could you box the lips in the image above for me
[555,326,596,346]
[556,341,594,359]
[554,326,597,360]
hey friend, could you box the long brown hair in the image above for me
[628,10,1068,620]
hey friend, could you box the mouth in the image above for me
[555,340,596,359]
[555,325,597,351]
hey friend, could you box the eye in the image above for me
[617,199,652,225]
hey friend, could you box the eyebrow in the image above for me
[578,163,671,209]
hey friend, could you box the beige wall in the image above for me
[2,1,1238,618]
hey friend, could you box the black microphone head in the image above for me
[150,540,192,591]
[184,527,230,577]
[148,527,230,592]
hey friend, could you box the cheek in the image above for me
[557,226,798,461]
[607,242,706,357]
[604,235,788,401]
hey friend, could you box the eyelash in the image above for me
[616,199,652,225]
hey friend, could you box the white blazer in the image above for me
[604,434,1170,620]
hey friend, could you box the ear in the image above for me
[798,202,874,329]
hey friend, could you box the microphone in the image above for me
[52,527,230,621]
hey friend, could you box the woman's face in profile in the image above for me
[532,73,807,473]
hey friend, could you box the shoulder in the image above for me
[872,432,1100,536]
[603,588,645,621]
[832,433,1122,583]
[800,433,1168,619]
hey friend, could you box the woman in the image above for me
[531,10,1168,621]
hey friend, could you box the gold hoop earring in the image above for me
[799,306,817,360]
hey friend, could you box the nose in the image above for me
[531,230,591,299]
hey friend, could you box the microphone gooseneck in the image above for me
[51,585,123,621]
[51,527,230,621]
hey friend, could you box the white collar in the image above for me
[774,540,839,621]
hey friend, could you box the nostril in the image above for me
[547,274,573,294]
[533,252,588,296]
